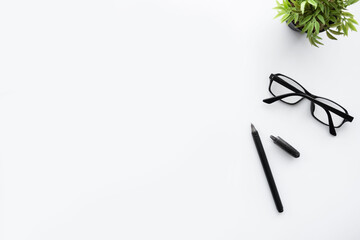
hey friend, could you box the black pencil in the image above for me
[251,124,283,213]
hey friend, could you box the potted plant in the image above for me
[274,0,359,47]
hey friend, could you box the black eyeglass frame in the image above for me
[263,73,354,136]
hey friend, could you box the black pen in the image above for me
[251,124,283,213]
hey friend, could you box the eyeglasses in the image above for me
[263,73,354,136]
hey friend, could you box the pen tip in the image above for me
[270,135,277,141]
[251,123,256,133]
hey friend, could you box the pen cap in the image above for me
[270,135,300,158]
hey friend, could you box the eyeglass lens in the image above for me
[270,75,306,104]
[312,97,347,127]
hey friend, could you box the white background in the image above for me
[1,0,360,239]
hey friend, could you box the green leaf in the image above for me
[292,0,300,8]
[308,0,318,8]
[281,13,290,23]
[326,31,338,40]
[317,15,325,25]
[329,16,337,23]
[301,1,307,14]
[329,29,342,35]
[343,12,354,18]
[274,11,285,19]
[283,0,290,8]
[330,21,342,28]
[294,13,299,24]
[287,15,295,25]
[315,21,320,34]
[307,22,315,37]
[347,22,357,31]
[273,6,284,10]
[347,0,360,5]
[348,18,359,25]
[343,23,349,36]
[314,38,324,45]
[309,36,319,47]
[302,22,309,33]
[324,5,329,18]
[300,15,312,25]
[319,3,324,12]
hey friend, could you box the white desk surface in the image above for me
[1,1,360,239]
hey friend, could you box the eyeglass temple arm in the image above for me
[263,93,354,122]
[271,74,307,95]
[324,107,337,136]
